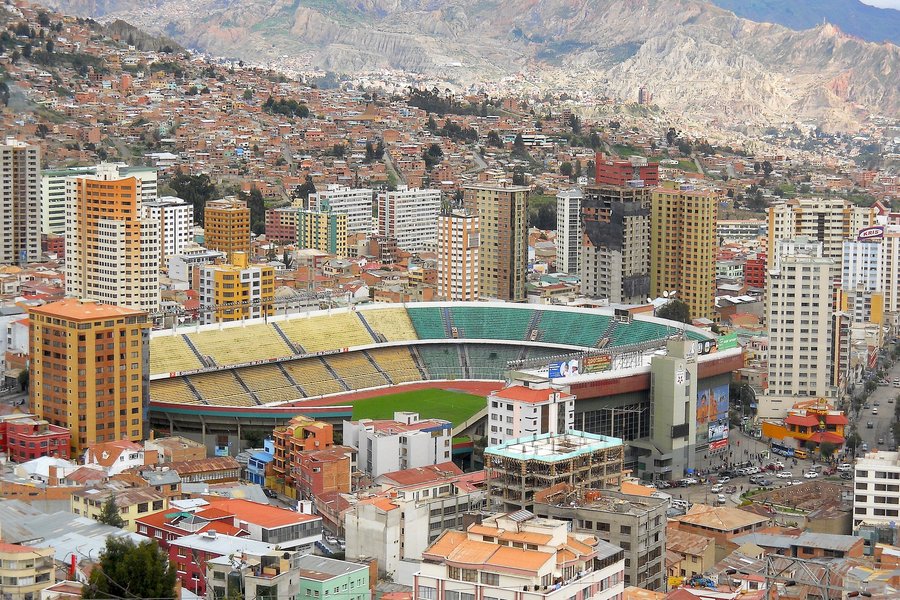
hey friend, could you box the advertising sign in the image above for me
[697,384,729,445]
[857,225,885,241]
[717,332,738,351]
[583,354,612,373]
[549,359,580,378]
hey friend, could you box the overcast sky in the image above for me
[860,0,900,8]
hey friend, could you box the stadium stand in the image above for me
[277,312,374,352]
[149,378,203,405]
[466,344,522,379]
[535,310,611,347]
[448,306,533,340]
[282,358,346,397]
[417,344,464,379]
[360,308,418,342]
[186,325,293,367]
[325,353,389,390]
[150,335,203,374]
[368,347,422,384]
[407,307,448,339]
[608,319,673,347]
[187,371,255,405]
[235,364,303,405]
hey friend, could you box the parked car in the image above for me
[791,480,803,485]
[719,476,731,484]
[710,484,724,493]
[872,408,879,415]
[777,471,793,479]
[879,438,885,445]
[837,463,853,472]
[893,377,900,387]
[716,494,727,505]
[804,471,819,479]
[867,421,875,429]
[840,472,853,480]
[746,466,760,475]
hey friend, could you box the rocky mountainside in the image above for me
[39,0,900,129]
[711,0,900,46]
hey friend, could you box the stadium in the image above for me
[147,302,742,464]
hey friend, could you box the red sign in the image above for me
[709,439,728,452]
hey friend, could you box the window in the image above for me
[418,586,436,600]
[481,572,499,585]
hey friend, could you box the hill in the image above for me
[711,0,900,46]
[38,0,900,129]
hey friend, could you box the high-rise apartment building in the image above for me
[766,239,836,402]
[1,138,41,264]
[767,198,875,276]
[437,209,479,301]
[853,451,900,529]
[29,298,150,454]
[650,182,719,321]
[308,185,373,234]
[377,186,441,253]
[297,206,348,256]
[462,183,528,302]
[143,196,194,264]
[198,252,275,324]
[65,166,160,311]
[204,197,251,260]
[486,383,574,447]
[555,188,582,275]
[881,226,900,327]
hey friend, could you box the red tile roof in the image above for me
[491,386,573,404]
[824,414,848,425]
[379,462,462,486]
[785,414,819,427]
[203,498,320,528]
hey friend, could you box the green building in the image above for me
[298,555,369,600]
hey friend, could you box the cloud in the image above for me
[859,0,900,9]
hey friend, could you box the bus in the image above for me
[794,448,808,459]
[771,442,794,457]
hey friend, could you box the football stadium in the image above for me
[147,301,742,467]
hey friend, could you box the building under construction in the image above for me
[484,430,624,512]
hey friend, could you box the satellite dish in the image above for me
[647,298,653,303]
[663,291,669,298]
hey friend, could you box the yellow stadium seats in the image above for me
[186,324,293,368]
[325,353,388,390]
[188,371,256,405]
[149,378,203,404]
[236,364,304,404]
[149,335,203,375]
[277,312,374,353]
[360,308,418,342]
[368,347,421,384]
[282,358,345,397]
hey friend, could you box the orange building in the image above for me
[204,197,251,260]
[761,398,848,451]
[271,416,351,500]
[29,299,150,454]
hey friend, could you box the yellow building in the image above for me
[0,542,55,600]
[71,485,168,532]
[437,209,479,301]
[463,183,528,302]
[297,207,348,256]
[204,197,251,260]
[29,299,150,454]
[760,398,848,452]
[198,251,275,324]
[651,182,719,321]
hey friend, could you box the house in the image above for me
[169,531,275,596]
[669,504,771,561]
[83,440,156,476]
[144,436,206,463]
[70,484,168,532]
[169,457,240,483]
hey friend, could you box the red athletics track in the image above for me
[281,380,503,408]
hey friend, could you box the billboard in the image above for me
[697,384,729,445]
[857,225,884,241]
[549,359,580,378]
[583,354,612,374]
[717,332,738,351]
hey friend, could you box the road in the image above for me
[852,360,900,454]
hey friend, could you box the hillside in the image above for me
[711,0,900,46]
[37,0,900,129]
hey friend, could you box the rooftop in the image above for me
[378,462,463,487]
[202,498,320,529]
[30,298,147,321]
[485,430,622,462]
[170,532,273,555]
[296,555,368,581]
[490,385,574,404]
[673,504,771,532]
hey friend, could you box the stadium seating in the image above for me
[466,344,522,379]
[407,307,447,339]
[282,358,345,397]
[368,347,422,384]
[360,308,418,342]
[325,353,389,390]
[149,335,203,375]
[417,344,464,379]
[236,364,303,404]
[187,371,254,405]
[277,312,374,352]
[187,324,293,367]
[149,378,203,404]
[203,394,259,407]
[535,310,612,348]
[608,319,672,347]
[449,306,533,340]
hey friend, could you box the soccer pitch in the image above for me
[349,388,486,427]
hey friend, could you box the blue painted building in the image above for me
[247,438,275,485]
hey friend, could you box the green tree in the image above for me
[559,162,573,178]
[17,368,28,392]
[486,130,502,147]
[819,441,837,460]
[169,172,216,225]
[844,430,862,454]
[97,495,125,528]
[292,175,316,202]
[37,11,51,28]
[656,299,691,324]
[243,88,253,101]
[512,166,526,186]
[82,537,176,600]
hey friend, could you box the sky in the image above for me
[859,0,900,8]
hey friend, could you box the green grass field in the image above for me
[349,389,486,427]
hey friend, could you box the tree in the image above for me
[512,166,526,186]
[17,368,28,392]
[655,299,691,324]
[169,172,216,225]
[762,160,774,177]
[22,43,32,59]
[242,187,265,235]
[242,88,253,101]
[292,175,316,202]
[819,441,837,460]
[97,495,125,528]
[82,537,176,600]
[37,11,51,28]
[513,133,525,149]
[486,130,502,147]
[559,161,573,178]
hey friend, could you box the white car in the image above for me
[710,484,724,493]
[716,494,727,504]
[804,471,819,479]
[837,463,853,472]
[777,471,792,479]
[747,466,760,475]
[791,480,803,485]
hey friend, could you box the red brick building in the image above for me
[271,416,352,499]
[265,207,298,244]
[595,155,659,187]
[0,414,71,462]
[744,253,766,288]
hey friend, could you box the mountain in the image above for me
[711,0,900,46]
[37,0,900,129]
